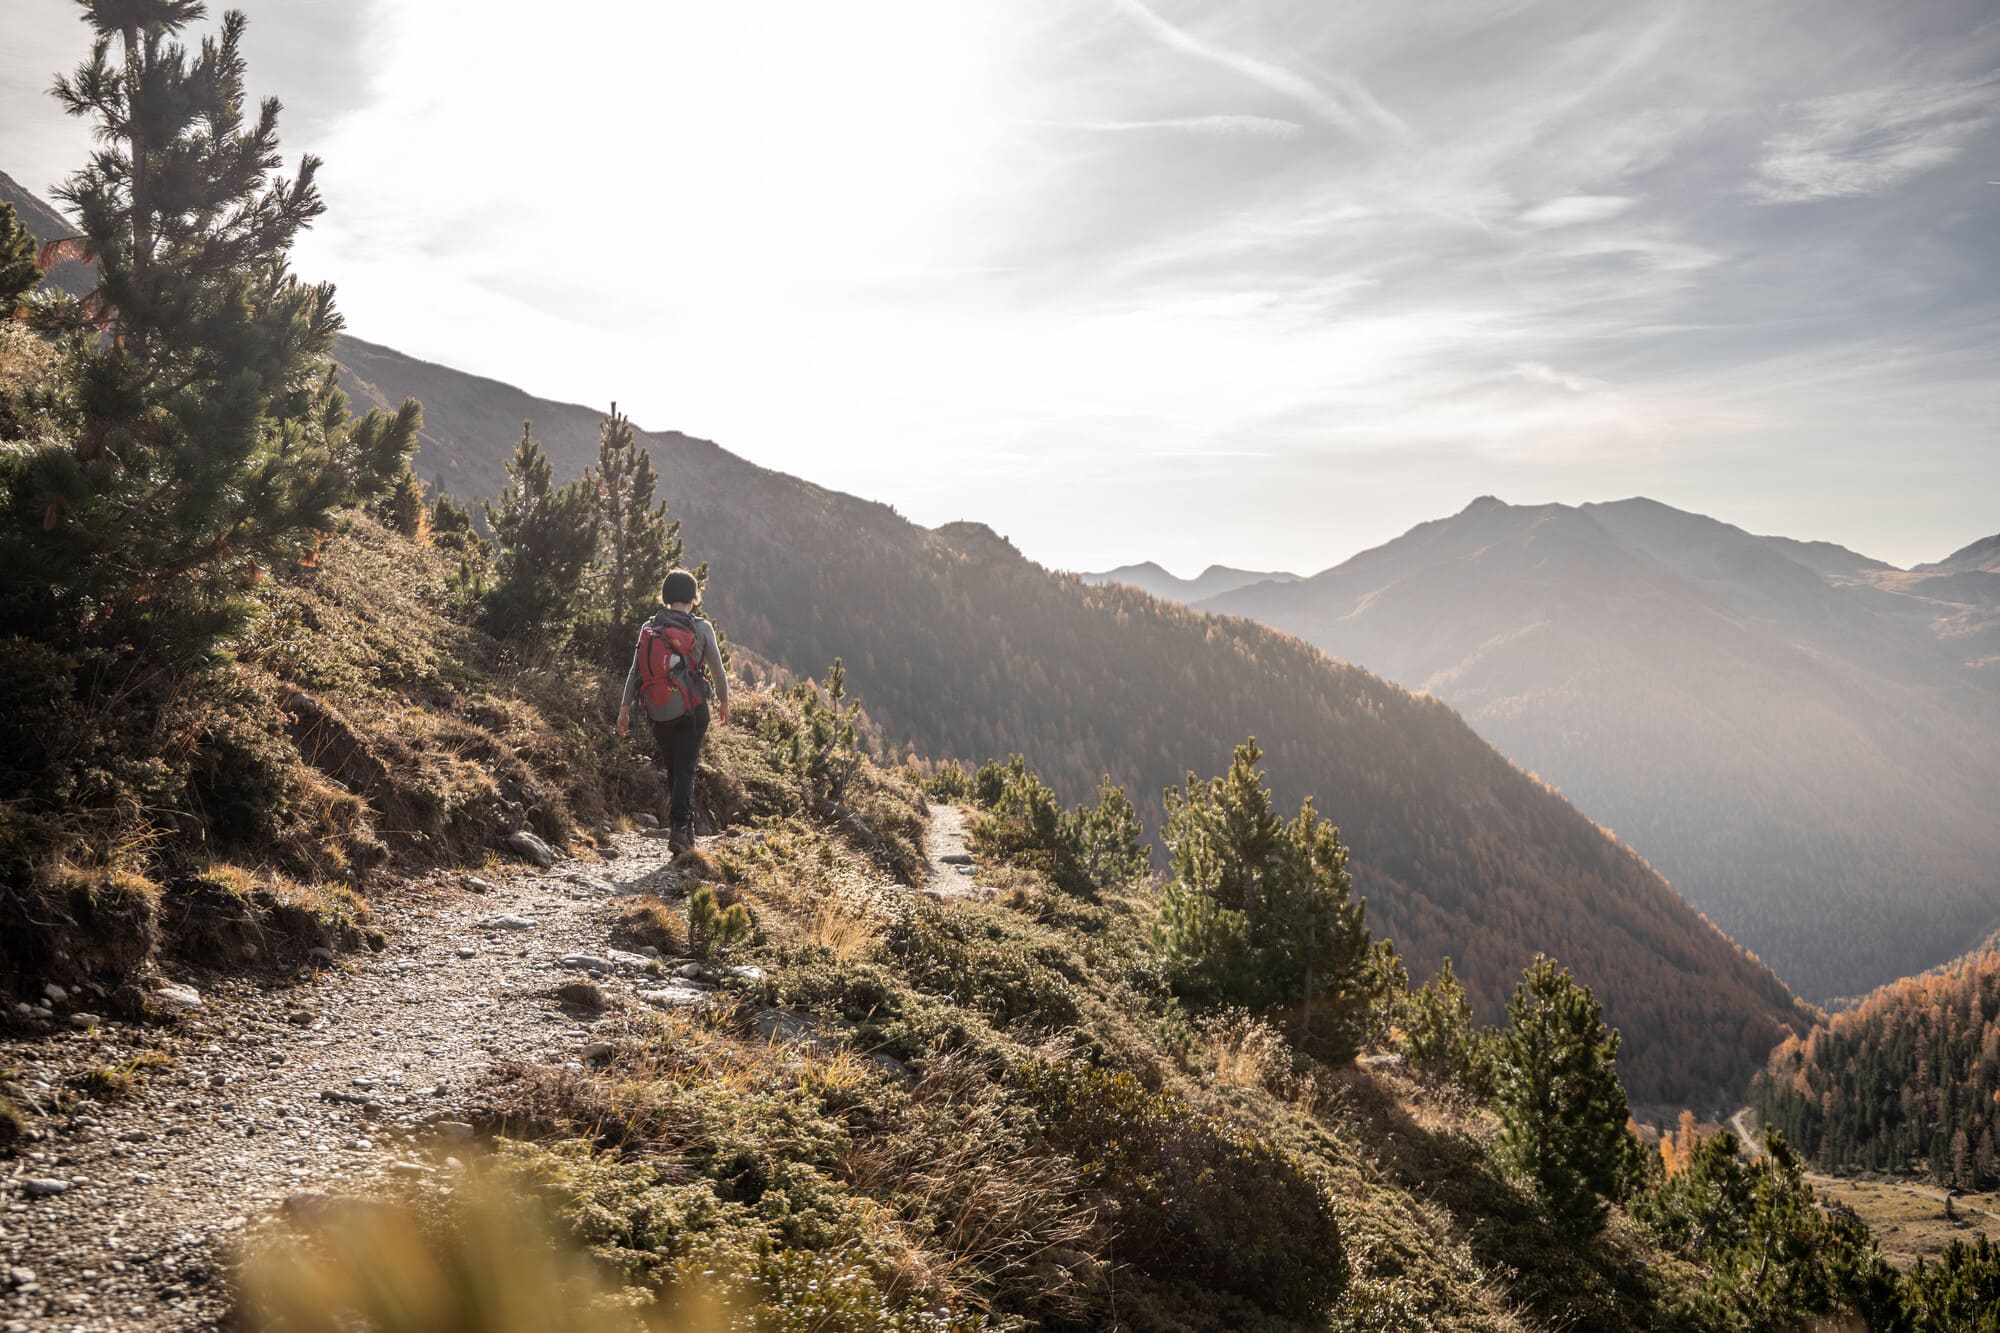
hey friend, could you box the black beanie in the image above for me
[661,569,700,605]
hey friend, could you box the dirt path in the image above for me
[0,830,717,1332]
[1728,1106,1765,1159]
[921,803,979,899]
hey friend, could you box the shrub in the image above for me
[1637,1126,1903,1327]
[888,910,1080,1030]
[920,763,973,803]
[969,758,1146,899]
[688,883,752,959]
[1014,1060,1346,1320]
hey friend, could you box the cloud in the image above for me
[1106,0,1410,142]
[1752,77,2000,202]
[1513,361,1607,393]
[1050,114,1304,138]
[1519,195,1637,228]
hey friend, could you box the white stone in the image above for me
[153,982,203,1009]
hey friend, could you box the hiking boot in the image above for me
[669,823,695,855]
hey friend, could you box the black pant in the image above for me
[649,702,709,830]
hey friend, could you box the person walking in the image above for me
[616,568,729,853]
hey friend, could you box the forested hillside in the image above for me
[323,338,1812,1104]
[1754,939,2000,1188]
[1199,496,2000,1003]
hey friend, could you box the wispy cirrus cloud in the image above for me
[1048,113,1304,138]
[1752,77,2000,202]
[1105,0,1411,142]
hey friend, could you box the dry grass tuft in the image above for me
[807,895,879,962]
[672,847,722,879]
[78,1049,174,1101]
[553,978,609,1012]
[1202,1009,1295,1093]
[613,899,684,956]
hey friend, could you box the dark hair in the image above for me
[661,569,700,606]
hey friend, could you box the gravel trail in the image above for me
[0,830,705,1332]
[921,803,980,900]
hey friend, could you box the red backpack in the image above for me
[636,611,706,716]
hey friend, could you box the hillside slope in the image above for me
[0,168,95,298]
[326,337,1808,1104]
[1203,496,2000,1003]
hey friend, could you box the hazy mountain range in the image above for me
[1080,562,1300,604]
[1104,496,2000,1003]
[5,170,1816,1101]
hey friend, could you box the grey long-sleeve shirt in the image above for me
[620,613,729,721]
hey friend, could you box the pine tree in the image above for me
[0,202,38,312]
[588,402,680,649]
[1,1,418,656]
[377,467,429,540]
[1493,955,1638,1237]
[1401,955,1487,1087]
[482,423,598,641]
[1154,739,1379,1057]
[1071,777,1149,892]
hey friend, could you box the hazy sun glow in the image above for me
[4,0,1996,572]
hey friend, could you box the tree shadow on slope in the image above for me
[1334,1066,1668,1332]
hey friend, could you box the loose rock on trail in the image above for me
[0,823,758,1332]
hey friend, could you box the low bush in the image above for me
[1013,1059,1348,1322]
[887,910,1080,1031]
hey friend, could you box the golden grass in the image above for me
[237,1162,731,1333]
[806,895,878,961]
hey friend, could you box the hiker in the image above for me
[616,568,729,854]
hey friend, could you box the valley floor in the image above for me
[1807,1175,2000,1270]
[1,813,967,1330]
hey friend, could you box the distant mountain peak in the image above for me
[1081,560,1301,605]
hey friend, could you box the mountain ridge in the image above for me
[1082,560,1301,604]
[1199,495,2000,1002]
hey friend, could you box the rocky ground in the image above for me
[0,809,972,1331]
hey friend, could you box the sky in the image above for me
[3,0,1997,574]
